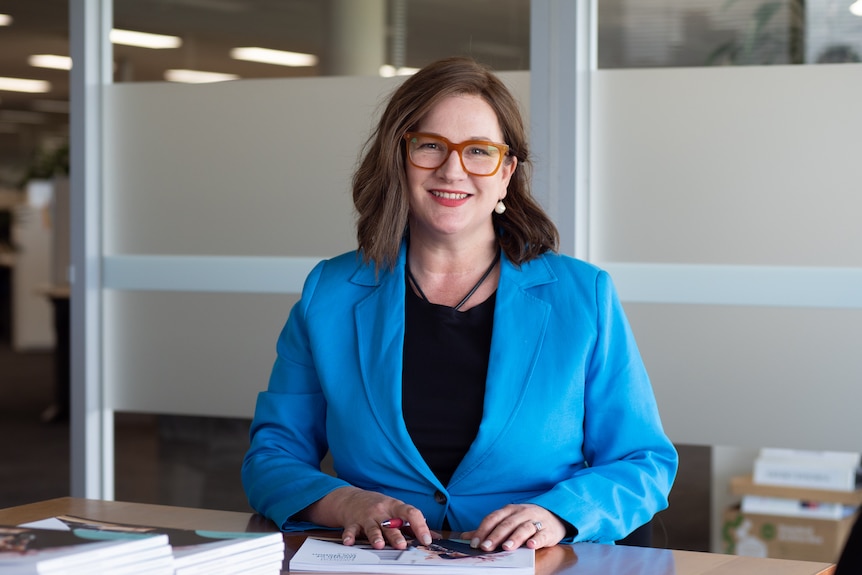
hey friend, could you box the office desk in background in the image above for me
[0,498,835,575]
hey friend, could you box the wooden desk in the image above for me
[0,498,836,575]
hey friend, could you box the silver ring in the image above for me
[532,521,544,532]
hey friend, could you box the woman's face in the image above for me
[405,94,516,246]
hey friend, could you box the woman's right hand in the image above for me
[302,486,435,550]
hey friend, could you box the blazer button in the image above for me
[434,490,447,505]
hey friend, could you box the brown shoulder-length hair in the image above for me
[353,56,559,272]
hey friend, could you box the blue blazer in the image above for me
[242,244,678,543]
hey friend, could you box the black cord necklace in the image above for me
[406,250,501,311]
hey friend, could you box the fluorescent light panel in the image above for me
[230,47,318,67]
[0,77,51,93]
[164,69,238,83]
[851,0,862,16]
[28,54,73,70]
[379,65,419,78]
[0,13,12,26]
[110,29,182,49]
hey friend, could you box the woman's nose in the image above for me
[437,149,467,178]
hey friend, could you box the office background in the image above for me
[2,0,861,556]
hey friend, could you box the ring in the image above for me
[532,521,544,532]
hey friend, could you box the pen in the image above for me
[380,518,410,529]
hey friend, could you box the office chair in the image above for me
[617,520,653,547]
[834,512,861,575]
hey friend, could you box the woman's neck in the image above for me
[406,232,500,311]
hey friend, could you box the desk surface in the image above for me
[0,498,835,575]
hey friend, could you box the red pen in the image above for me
[380,518,410,529]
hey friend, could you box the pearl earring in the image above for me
[494,200,506,214]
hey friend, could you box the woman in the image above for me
[242,57,678,553]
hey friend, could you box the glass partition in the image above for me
[110,0,530,83]
[598,0,862,68]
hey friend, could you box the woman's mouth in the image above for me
[431,190,469,200]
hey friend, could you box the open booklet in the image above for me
[289,536,535,574]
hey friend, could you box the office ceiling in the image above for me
[0,0,530,180]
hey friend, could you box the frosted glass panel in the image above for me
[102,76,386,257]
[626,303,862,451]
[104,291,296,418]
[103,72,530,259]
[591,64,862,267]
[591,63,862,452]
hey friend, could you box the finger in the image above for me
[470,505,532,551]
[527,517,556,549]
[399,507,433,546]
[500,519,542,551]
[341,525,359,546]
[470,506,518,549]
[380,524,408,549]
[363,522,386,549]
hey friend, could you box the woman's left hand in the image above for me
[460,503,567,551]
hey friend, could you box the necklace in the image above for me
[406,250,501,311]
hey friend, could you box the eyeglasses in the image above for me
[403,132,510,177]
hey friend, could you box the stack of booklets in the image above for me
[17,515,285,575]
[742,448,862,519]
[0,524,173,574]
[289,536,535,574]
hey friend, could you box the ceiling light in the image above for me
[110,29,182,49]
[379,65,419,78]
[0,14,12,26]
[0,77,51,93]
[851,0,862,16]
[230,47,318,67]
[28,54,73,71]
[164,69,239,83]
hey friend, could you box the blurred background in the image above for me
[1,0,860,554]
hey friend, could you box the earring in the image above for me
[494,200,506,214]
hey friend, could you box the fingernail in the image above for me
[503,540,514,550]
[481,539,493,551]
[422,534,433,545]
[470,537,480,548]
[342,536,352,545]
[373,537,384,545]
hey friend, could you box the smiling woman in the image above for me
[242,56,678,553]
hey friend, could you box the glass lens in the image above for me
[407,134,449,169]
[461,143,503,175]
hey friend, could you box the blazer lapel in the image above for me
[459,256,556,474]
[351,250,435,478]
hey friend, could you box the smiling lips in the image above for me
[431,190,469,202]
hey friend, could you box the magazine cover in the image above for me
[289,536,535,574]
[0,524,171,574]
[20,515,284,572]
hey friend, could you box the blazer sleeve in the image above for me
[527,269,679,543]
[241,259,351,530]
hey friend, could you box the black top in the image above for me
[401,285,496,487]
